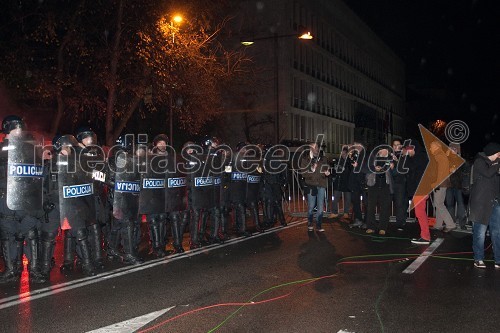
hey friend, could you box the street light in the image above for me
[167,14,183,145]
[170,14,183,42]
[241,30,313,144]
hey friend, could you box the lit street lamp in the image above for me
[170,14,183,43]
[167,14,183,145]
[241,30,313,144]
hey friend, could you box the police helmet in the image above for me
[75,125,96,143]
[2,115,25,134]
[153,134,169,147]
[53,134,79,152]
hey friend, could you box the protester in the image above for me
[403,139,431,244]
[300,141,331,232]
[468,142,500,269]
[365,147,393,235]
[429,141,456,232]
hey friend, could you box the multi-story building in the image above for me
[223,0,405,153]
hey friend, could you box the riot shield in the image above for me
[58,154,96,229]
[228,156,248,204]
[112,152,141,220]
[208,152,226,208]
[246,160,262,204]
[7,132,44,211]
[186,152,214,210]
[165,155,187,212]
[139,153,167,215]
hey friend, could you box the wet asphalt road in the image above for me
[1,217,500,333]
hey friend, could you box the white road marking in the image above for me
[0,219,307,310]
[403,238,444,274]
[86,306,175,333]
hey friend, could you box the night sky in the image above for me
[346,0,500,154]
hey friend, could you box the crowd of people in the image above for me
[300,137,500,267]
[0,115,288,284]
[1,113,499,286]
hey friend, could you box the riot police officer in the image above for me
[227,142,251,237]
[140,134,169,257]
[242,142,264,232]
[107,134,144,265]
[183,140,212,249]
[39,137,63,280]
[75,126,106,269]
[199,136,225,244]
[56,134,97,276]
[261,144,288,228]
[0,115,46,283]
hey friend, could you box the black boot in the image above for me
[149,221,167,258]
[190,210,201,249]
[40,231,56,280]
[0,239,21,283]
[199,211,209,245]
[208,208,222,244]
[26,229,46,283]
[76,228,96,276]
[249,202,263,232]
[106,228,121,261]
[88,224,105,269]
[236,203,250,237]
[12,235,25,277]
[264,200,274,228]
[275,200,287,226]
[60,230,75,272]
[122,223,144,265]
[219,206,228,241]
[170,212,185,253]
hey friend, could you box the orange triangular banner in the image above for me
[411,124,465,209]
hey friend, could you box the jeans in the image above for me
[473,202,500,262]
[307,187,326,228]
[332,190,351,215]
[445,188,466,226]
[433,188,455,229]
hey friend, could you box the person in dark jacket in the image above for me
[332,146,352,219]
[300,142,331,232]
[365,147,393,235]
[445,143,467,229]
[348,142,366,228]
[403,139,431,244]
[390,138,408,231]
[469,142,500,269]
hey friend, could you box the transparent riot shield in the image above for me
[7,132,44,210]
[112,152,141,220]
[139,153,167,215]
[58,154,96,229]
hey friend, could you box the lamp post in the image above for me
[241,31,312,144]
[167,14,183,145]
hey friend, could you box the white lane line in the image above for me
[402,238,444,274]
[86,306,175,333]
[0,219,307,310]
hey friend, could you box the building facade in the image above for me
[224,0,405,153]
